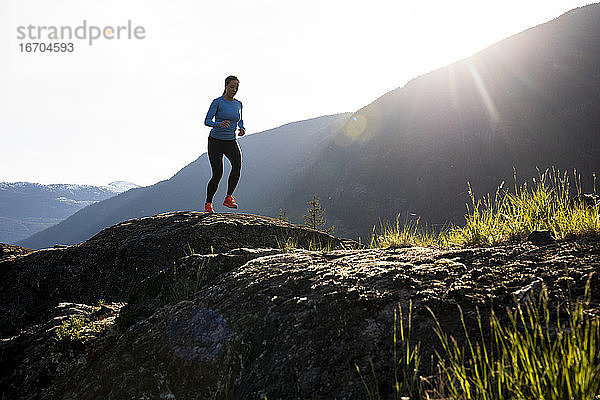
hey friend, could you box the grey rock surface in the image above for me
[1,212,598,399]
[0,211,347,338]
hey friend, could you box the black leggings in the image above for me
[206,136,242,203]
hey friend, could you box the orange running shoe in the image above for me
[223,195,238,209]
[204,203,214,213]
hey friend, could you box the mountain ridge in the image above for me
[16,3,600,248]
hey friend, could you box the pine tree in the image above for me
[303,194,334,233]
[277,208,289,222]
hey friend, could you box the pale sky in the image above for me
[0,0,596,186]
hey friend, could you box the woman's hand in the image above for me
[238,128,246,136]
[218,120,231,128]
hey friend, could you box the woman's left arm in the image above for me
[238,100,246,136]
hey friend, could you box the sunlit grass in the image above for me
[275,236,336,253]
[276,237,299,253]
[449,168,600,246]
[370,217,449,248]
[372,168,600,248]
[427,283,600,400]
[393,302,422,399]
[357,280,600,399]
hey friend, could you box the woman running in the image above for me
[203,75,246,213]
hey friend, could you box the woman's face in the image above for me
[225,80,239,98]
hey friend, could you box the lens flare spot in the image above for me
[345,113,367,139]
[334,106,383,147]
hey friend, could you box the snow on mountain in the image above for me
[0,181,140,244]
[104,181,141,193]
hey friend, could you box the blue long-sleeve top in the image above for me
[204,96,244,140]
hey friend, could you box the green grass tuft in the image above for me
[428,283,600,399]
[448,168,600,246]
[372,168,600,248]
[276,237,300,253]
[276,237,336,253]
[358,279,600,399]
[370,216,448,248]
[168,261,207,303]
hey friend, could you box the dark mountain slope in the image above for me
[282,4,600,239]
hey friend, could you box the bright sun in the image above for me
[359,0,586,88]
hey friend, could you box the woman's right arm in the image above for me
[204,98,219,127]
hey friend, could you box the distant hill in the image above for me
[0,181,138,244]
[17,115,349,249]
[17,3,600,247]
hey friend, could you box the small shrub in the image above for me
[55,316,99,344]
[303,194,335,234]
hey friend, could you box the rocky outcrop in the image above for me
[0,302,124,400]
[0,212,347,338]
[1,212,598,399]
